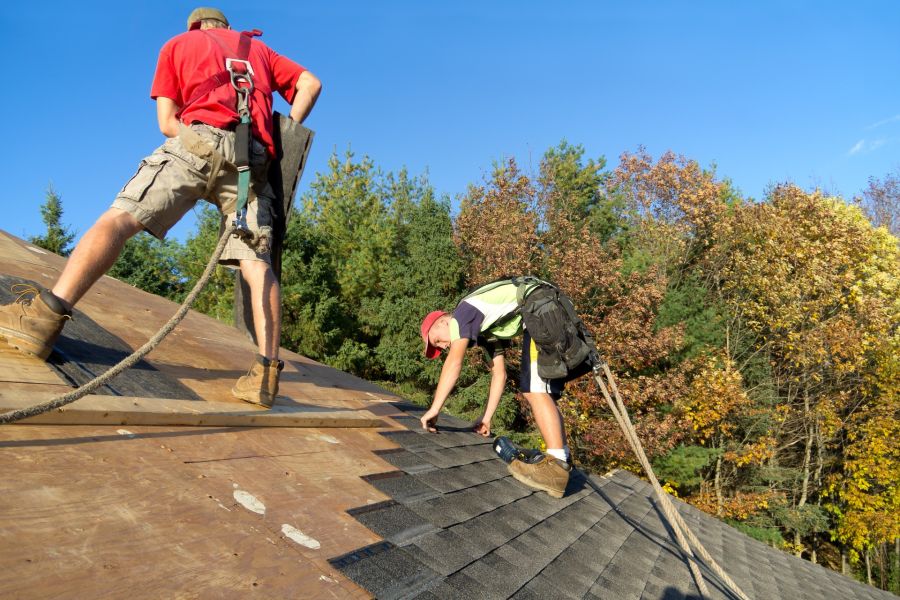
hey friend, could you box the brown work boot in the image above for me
[232,354,284,408]
[508,454,571,498]
[0,284,71,360]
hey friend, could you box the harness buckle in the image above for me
[225,58,254,78]
[226,58,255,94]
[233,206,251,237]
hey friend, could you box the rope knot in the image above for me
[231,225,272,255]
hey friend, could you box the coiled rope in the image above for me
[593,361,751,600]
[0,226,235,425]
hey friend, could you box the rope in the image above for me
[0,226,235,425]
[592,362,751,600]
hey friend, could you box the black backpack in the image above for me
[461,276,599,380]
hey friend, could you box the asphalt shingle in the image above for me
[407,529,483,577]
[348,500,439,545]
[375,448,438,474]
[364,471,442,504]
[415,460,509,493]
[334,405,896,600]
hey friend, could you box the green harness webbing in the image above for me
[232,81,253,234]
[223,44,257,239]
[177,29,262,244]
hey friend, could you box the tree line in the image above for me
[32,145,900,592]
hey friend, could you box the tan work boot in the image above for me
[508,454,571,498]
[0,284,71,360]
[232,354,284,408]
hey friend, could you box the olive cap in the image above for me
[187,7,229,30]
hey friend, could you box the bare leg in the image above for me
[522,392,567,450]
[239,259,281,360]
[52,208,145,310]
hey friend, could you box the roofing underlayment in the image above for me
[0,230,890,599]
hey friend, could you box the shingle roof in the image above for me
[332,402,893,600]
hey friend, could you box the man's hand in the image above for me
[471,419,491,437]
[156,97,181,138]
[421,407,440,433]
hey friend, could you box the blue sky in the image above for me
[4,1,899,243]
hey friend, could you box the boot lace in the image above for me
[9,284,71,320]
[11,284,40,306]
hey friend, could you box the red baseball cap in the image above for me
[420,310,448,359]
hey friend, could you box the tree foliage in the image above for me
[108,233,184,298]
[701,184,900,560]
[29,185,75,256]
[455,158,539,281]
[860,168,900,237]
[175,205,236,322]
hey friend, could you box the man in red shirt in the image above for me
[0,8,321,408]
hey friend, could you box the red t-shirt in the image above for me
[151,28,306,157]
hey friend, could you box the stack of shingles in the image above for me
[332,403,893,600]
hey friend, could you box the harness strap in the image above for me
[176,28,269,250]
[177,29,262,119]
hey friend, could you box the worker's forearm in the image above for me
[289,72,322,123]
[156,97,181,138]
[482,372,506,422]
[431,355,463,412]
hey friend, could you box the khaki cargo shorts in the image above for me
[112,123,275,265]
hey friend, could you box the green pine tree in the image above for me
[108,233,184,299]
[30,185,75,256]
[368,169,466,386]
[175,205,235,322]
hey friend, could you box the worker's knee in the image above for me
[96,208,145,239]
[522,392,555,409]
[239,260,278,293]
[239,258,271,277]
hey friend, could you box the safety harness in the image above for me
[176,28,269,251]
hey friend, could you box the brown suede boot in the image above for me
[232,354,284,408]
[508,454,571,498]
[0,285,71,360]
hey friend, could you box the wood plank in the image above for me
[0,344,66,385]
[0,392,384,428]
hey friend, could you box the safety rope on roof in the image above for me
[0,226,235,425]
[593,362,751,600]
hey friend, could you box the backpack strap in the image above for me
[510,275,555,305]
[459,275,554,335]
